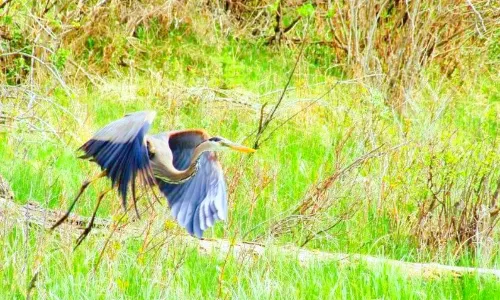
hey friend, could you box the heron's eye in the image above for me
[209,137,222,142]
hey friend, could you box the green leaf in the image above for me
[2,16,13,25]
[326,8,335,19]
[297,3,315,17]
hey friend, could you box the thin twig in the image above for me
[259,74,383,146]
[254,32,308,148]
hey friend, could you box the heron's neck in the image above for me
[169,142,212,183]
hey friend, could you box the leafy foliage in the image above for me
[0,0,499,298]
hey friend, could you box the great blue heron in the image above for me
[51,111,255,247]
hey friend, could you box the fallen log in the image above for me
[1,176,500,280]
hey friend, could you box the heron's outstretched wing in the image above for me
[79,111,156,209]
[157,130,228,238]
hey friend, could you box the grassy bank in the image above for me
[1,0,500,298]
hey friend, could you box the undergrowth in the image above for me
[1,0,500,298]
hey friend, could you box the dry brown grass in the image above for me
[242,0,498,110]
[414,145,500,260]
[2,1,497,109]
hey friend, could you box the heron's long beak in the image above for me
[227,142,256,153]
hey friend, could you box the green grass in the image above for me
[2,6,500,298]
[2,227,500,299]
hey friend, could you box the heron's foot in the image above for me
[73,187,110,250]
[74,226,92,250]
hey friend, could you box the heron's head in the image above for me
[205,136,256,153]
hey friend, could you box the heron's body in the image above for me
[53,111,255,244]
[148,131,208,184]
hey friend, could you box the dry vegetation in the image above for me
[1,0,500,298]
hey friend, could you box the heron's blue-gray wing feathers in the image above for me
[157,131,228,238]
[79,111,156,209]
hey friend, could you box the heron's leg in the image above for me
[51,171,107,230]
[74,188,111,250]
